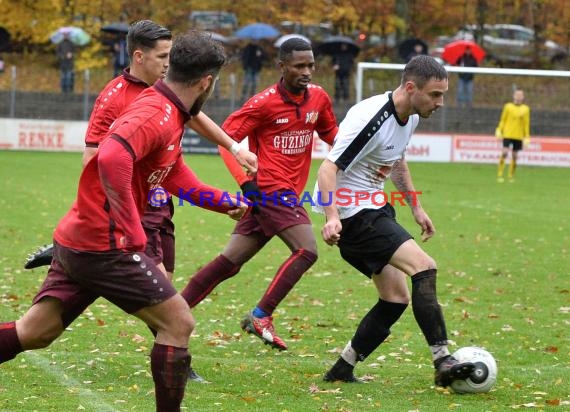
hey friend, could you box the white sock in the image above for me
[340,341,358,366]
[430,345,450,363]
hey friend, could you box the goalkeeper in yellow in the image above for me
[495,88,530,182]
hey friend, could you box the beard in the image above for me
[189,79,216,117]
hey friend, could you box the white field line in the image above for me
[21,351,118,412]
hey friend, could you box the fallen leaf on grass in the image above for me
[308,383,342,394]
[545,399,560,406]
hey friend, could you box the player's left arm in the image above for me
[163,156,247,220]
[98,136,147,251]
[186,111,257,174]
[390,157,435,242]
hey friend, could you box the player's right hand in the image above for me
[235,148,258,175]
[227,201,248,221]
[240,180,262,214]
[321,218,342,246]
[495,128,502,139]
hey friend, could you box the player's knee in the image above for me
[410,254,437,274]
[381,291,410,305]
[23,323,63,350]
[298,248,318,265]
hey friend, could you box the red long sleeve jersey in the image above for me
[221,80,338,195]
[55,81,230,252]
[84,69,149,147]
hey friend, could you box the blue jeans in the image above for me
[456,78,473,107]
[241,68,260,100]
[60,70,74,93]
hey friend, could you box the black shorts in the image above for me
[502,138,523,151]
[338,205,413,277]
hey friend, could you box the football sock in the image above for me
[252,306,269,318]
[339,341,359,366]
[508,159,517,178]
[257,249,317,314]
[181,254,240,308]
[0,322,23,364]
[350,299,408,363]
[497,157,505,177]
[411,269,449,346]
[151,343,190,411]
[430,344,451,363]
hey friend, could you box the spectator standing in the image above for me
[113,36,129,77]
[56,32,75,93]
[240,41,265,100]
[332,43,355,103]
[455,46,478,108]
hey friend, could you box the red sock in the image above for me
[181,255,240,308]
[150,343,190,412]
[258,249,317,314]
[0,322,23,364]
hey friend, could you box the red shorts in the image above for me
[33,242,177,325]
[233,191,311,238]
[142,199,176,273]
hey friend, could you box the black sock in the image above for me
[411,269,448,346]
[350,299,408,362]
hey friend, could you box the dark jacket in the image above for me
[456,53,478,81]
[56,38,75,71]
[241,43,265,72]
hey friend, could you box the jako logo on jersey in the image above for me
[276,118,289,124]
[305,111,318,124]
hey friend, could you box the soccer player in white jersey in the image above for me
[315,55,475,388]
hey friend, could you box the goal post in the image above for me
[354,62,570,137]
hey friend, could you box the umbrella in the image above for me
[316,35,360,57]
[273,33,311,48]
[101,22,130,35]
[234,23,279,40]
[205,32,231,44]
[50,26,90,46]
[398,37,428,61]
[441,40,485,65]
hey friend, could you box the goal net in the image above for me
[354,62,570,137]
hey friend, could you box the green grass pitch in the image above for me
[0,151,568,411]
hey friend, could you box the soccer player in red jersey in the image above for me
[25,21,257,279]
[0,31,247,411]
[181,38,339,352]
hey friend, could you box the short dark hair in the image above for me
[127,20,172,57]
[401,55,448,89]
[167,31,227,86]
[279,38,312,61]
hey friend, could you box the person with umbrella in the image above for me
[455,45,478,108]
[332,42,355,103]
[56,31,75,93]
[240,40,266,100]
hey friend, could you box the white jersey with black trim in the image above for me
[313,92,419,219]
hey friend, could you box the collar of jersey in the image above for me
[277,78,310,107]
[153,79,192,123]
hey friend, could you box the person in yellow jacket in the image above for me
[495,88,530,182]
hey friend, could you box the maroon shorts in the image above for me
[234,191,311,238]
[142,199,176,273]
[33,242,177,325]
